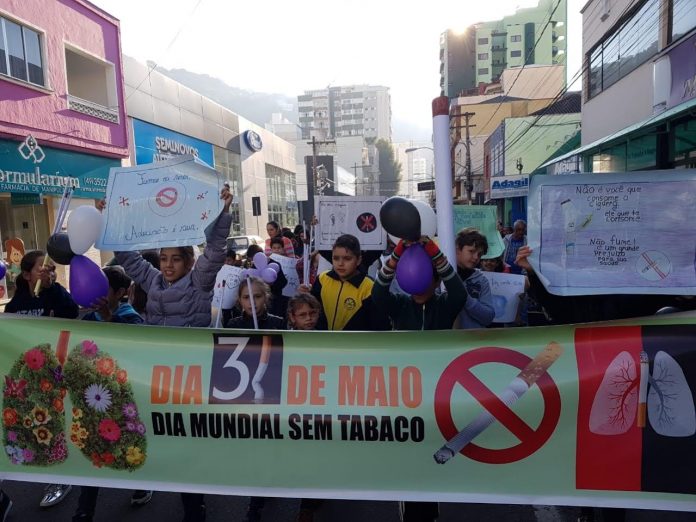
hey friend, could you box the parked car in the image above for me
[226,235,264,257]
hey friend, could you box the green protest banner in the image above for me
[1,315,695,512]
[452,205,505,259]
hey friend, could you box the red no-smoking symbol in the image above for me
[434,347,561,464]
[156,187,178,208]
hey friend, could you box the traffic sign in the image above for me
[434,346,561,464]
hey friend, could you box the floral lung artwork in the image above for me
[2,332,146,471]
[2,344,68,466]
[64,339,147,470]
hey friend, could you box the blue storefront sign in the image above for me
[0,139,118,198]
[132,119,215,167]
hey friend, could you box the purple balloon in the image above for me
[69,255,109,307]
[0,261,6,280]
[396,243,433,295]
[261,267,278,284]
[253,252,268,270]
[268,262,280,273]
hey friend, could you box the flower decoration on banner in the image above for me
[63,341,147,471]
[2,344,67,466]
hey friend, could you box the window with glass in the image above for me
[477,53,489,60]
[586,0,658,99]
[266,164,298,228]
[477,37,489,45]
[478,68,489,75]
[0,17,44,86]
[672,0,696,43]
[510,35,522,42]
[510,50,522,57]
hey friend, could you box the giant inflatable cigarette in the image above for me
[432,96,455,266]
[434,342,563,464]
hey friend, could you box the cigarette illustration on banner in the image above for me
[434,342,563,464]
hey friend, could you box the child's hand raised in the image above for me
[220,184,233,212]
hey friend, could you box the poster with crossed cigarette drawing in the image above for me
[96,155,222,251]
[527,171,696,295]
[315,196,386,250]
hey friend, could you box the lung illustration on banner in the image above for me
[576,325,696,494]
[97,155,222,252]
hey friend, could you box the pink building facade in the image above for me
[0,0,127,300]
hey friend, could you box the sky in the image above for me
[93,0,584,140]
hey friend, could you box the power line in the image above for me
[124,0,206,103]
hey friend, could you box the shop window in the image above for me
[65,45,119,123]
[0,16,45,87]
[671,0,696,43]
[672,120,696,165]
[586,0,658,99]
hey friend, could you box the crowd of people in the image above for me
[0,191,691,522]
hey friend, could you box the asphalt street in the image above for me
[1,481,694,521]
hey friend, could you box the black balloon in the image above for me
[379,197,421,241]
[47,233,75,265]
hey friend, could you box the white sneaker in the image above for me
[39,483,72,508]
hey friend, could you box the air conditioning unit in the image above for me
[653,55,671,114]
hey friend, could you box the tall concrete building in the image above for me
[297,85,392,141]
[439,0,567,97]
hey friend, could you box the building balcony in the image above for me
[67,94,119,123]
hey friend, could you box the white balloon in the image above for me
[67,205,104,255]
[410,199,437,238]
[387,232,401,245]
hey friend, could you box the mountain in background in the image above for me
[151,64,430,142]
[152,63,298,126]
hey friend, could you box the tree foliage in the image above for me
[375,139,402,197]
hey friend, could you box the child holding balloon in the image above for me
[371,236,467,330]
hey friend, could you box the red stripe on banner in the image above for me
[575,326,643,492]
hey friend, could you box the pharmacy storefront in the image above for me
[0,138,117,301]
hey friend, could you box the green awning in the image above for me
[539,97,696,169]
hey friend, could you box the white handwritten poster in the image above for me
[212,265,244,309]
[528,171,696,295]
[96,155,222,251]
[315,196,386,250]
[481,272,526,323]
[270,254,301,297]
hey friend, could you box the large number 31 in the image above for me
[210,336,272,402]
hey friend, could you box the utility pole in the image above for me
[461,112,476,205]
[351,162,369,196]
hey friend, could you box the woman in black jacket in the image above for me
[4,250,78,319]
